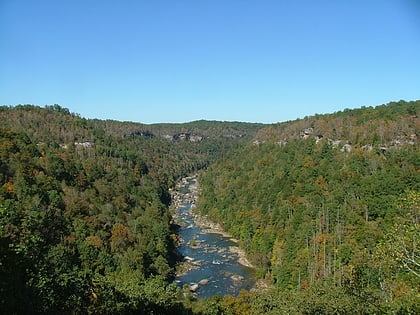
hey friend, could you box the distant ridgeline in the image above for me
[0,101,419,314]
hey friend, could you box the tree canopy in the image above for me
[0,100,419,314]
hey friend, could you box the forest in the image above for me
[197,100,420,314]
[0,101,419,314]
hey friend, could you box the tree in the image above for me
[376,191,420,278]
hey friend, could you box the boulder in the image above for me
[231,274,245,282]
[198,279,209,286]
[189,284,199,292]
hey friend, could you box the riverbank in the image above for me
[192,213,254,268]
[171,175,260,296]
[172,175,254,269]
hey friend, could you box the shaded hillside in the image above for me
[197,100,420,313]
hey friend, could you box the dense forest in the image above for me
[0,104,262,314]
[0,101,419,314]
[197,100,420,313]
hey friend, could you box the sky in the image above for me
[1,0,419,124]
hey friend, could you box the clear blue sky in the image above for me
[1,0,419,123]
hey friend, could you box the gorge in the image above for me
[171,175,256,298]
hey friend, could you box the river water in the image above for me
[172,176,256,298]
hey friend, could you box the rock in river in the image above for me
[198,279,209,286]
[190,284,199,292]
[231,274,245,282]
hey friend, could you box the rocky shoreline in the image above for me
[192,213,254,268]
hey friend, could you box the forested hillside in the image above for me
[197,100,420,313]
[1,102,419,314]
[0,105,262,314]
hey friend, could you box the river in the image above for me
[171,175,256,298]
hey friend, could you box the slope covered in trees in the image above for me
[0,105,263,314]
[1,101,419,314]
[197,100,420,313]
